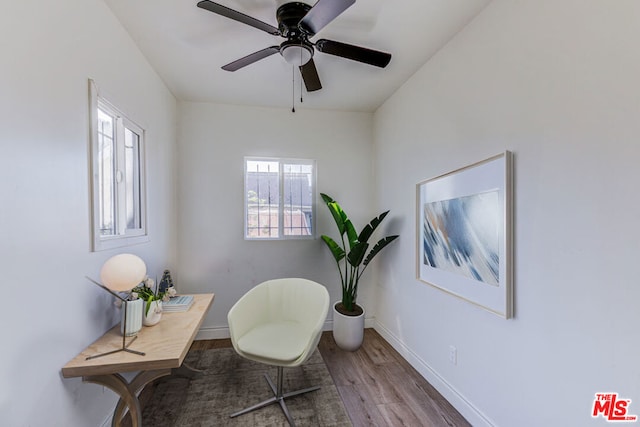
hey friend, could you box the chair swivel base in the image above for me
[230,366,321,427]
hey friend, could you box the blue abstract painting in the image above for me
[422,190,500,286]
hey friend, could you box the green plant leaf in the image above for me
[327,202,347,235]
[321,235,345,262]
[363,235,399,266]
[321,193,350,236]
[347,241,369,267]
[344,219,359,250]
[145,295,154,316]
[358,210,390,244]
[320,193,334,205]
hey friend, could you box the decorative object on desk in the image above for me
[163,295,194,312]
[121,298,143,335]
[85,253,148,360]
[143,300,163,326]
[416,151,513,318]
[132,276,176,317]
[100,253,147,292]
[158,269,174,294]
[320,192,399,351]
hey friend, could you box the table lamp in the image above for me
[86,253,147,360]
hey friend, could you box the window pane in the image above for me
[246,160,279,238]
[283,163,313,236]
[124,127,142,230]
[97,108,115,236]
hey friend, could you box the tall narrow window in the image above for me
[90,80,147,251]
[245,157,315,240]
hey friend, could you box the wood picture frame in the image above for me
[416,151,513,318]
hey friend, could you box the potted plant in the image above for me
[131,276,176,326]
[319,193,398,351]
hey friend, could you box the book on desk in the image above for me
[163,295,194,312]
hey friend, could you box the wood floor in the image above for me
[189,328,470,427]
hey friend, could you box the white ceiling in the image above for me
[104,0,491,112]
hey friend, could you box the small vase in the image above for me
[121,298,143,336]
[143,300,163,326]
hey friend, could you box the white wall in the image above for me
[0,1,176,426]
[177,102,376,335]
[373,0,640,426]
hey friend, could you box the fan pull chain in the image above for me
[300,46,304,104]
[291,66,295,113]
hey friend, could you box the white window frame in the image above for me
[89,80,148,251]
[244,156,316,240]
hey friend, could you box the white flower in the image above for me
[130,291,139,300]
[167,287,177,297]
[143,277,154,288]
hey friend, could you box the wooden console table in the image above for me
[62,293,214,427]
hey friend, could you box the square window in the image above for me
[245,157,315,240]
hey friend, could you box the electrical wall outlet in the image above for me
[449,345,457,365]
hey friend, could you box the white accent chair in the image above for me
[227,278,330,426]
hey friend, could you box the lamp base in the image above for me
[85,276,147,360]
[86,335,145,360]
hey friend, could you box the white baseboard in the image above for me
[373,321,495,427]
[195,317,377,341]
[195,325,230,340]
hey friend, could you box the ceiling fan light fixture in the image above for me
[281,43,312,66]
[198,0,392,92]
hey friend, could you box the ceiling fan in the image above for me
[196,0,392,92]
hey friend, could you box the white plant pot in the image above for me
[332,302,365,352]
[143,300,163,326]
[121,298,143,336]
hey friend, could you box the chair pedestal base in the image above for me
[230,366,321,427]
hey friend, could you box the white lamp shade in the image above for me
[281,44,312,66]
[100,254,147,292]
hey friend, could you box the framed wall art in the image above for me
[416,151,513,318]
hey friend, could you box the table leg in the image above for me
[172,361,206,378]
[83,369,171,427]
[83,373,140,427]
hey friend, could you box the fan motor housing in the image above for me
[277,2,312,37]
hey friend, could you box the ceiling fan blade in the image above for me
[299,0,355,35]
[315,39,391,68]
[222,46,280,71]
[197,1,280,35]
[300,59,322,92]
